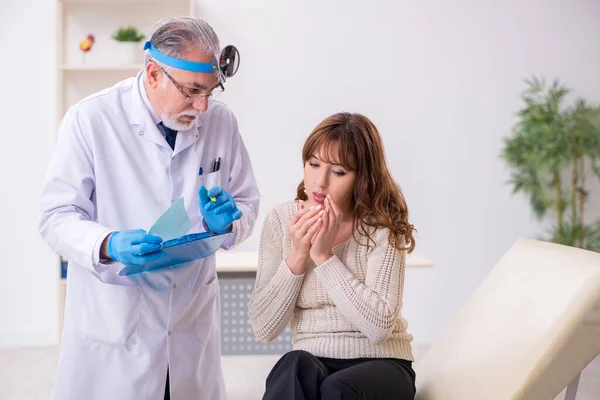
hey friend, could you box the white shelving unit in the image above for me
[56,0,194,123]
[56,0,194,335]
[59,64,144,71]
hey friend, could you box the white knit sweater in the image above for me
[248,200,414,361]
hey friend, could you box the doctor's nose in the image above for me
[191,96,209,112]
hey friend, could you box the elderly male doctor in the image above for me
[39,17,260,400]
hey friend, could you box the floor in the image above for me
[0,346,598,399]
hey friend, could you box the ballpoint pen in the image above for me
[212,157,221,173]
[198,167,216,202]
[198,167,204,184]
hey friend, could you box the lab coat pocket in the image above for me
[202,170,223,191]
[194,277,220,345]
[76,281,140,348]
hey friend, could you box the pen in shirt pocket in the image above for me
[212,156,221,173]
[198,167,216,202]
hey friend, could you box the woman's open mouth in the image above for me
[312,192,326,203]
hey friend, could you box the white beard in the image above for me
[161,110,201,131]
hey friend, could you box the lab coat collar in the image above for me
[129,71,202,155]
[138,74,161,126]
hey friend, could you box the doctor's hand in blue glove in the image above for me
[199,186,243,234]
[106,229,166,267]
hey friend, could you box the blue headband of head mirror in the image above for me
[143,41,240,80]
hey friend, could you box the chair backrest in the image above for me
[415,238,600,400]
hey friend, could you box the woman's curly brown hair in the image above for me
[295,112,416,253]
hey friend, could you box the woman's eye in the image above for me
[333,170,346,177]
[308,162,319,168]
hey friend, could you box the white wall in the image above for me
[1,0,600,348]
[0,0,58,347]
[198,0,600,345]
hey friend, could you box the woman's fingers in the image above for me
[320,207,330,233]
[307,217,322,237]
[310,224,321,245]
[290,204,311,225]
[289,205,326,252]
[325,196,341,225]
[299,211,323,236]
[294,205,322,227]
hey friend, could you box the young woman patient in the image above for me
[248,112,417,400]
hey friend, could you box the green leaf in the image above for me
[111,26,145,42]
[500,76,600,245]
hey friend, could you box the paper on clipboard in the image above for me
[148,197,191,241]
[118,197,229,276]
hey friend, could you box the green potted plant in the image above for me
[111,26,145,64]
[501,77,600,251]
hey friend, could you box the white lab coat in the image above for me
[39,72,260,400]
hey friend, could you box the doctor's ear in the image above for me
[145,62,163,89]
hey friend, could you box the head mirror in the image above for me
[219,45,240,79]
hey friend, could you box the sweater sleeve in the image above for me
[314,229,405,344]
[248,208,305,343]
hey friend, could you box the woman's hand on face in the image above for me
[310,195,342,265]
[286,204,323,274]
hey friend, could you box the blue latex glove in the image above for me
[199,186,243,234]
[107,229,166,267]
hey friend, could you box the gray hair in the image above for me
[143,17,220,83]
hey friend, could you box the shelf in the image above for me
[57,251,434,277]
[216,251,259,273]
[215,251,434,273]
[407,252,435,267]
[57,251,434,275]
[60,64,144,72]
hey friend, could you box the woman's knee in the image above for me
[282,350,317,363]
[270,350,322,374]
[266,350,326,386]
[321,374,361,399]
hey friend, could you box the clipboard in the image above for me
[119,231,232,276]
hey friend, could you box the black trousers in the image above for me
[262,350,416,400]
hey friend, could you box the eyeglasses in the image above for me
[158,65,224,103]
